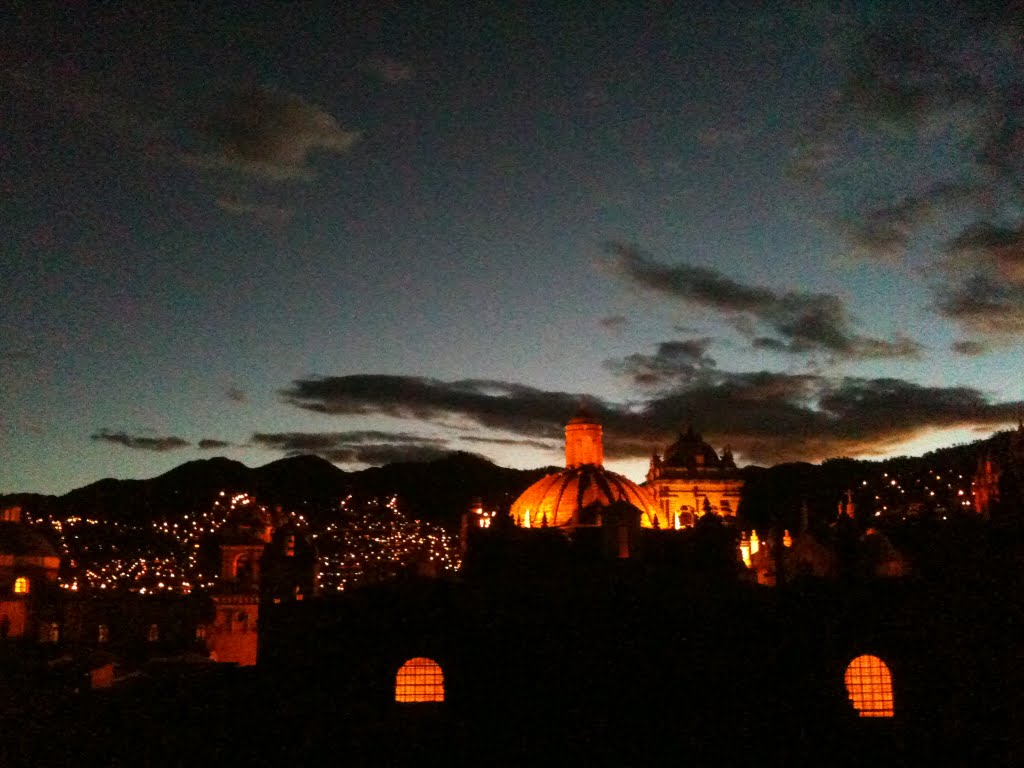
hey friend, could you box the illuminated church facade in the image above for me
[646,426,744,526]
[508,408,743,538]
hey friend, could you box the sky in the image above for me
[4,3,1024,495]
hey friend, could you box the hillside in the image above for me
[0,452,551,530]
[2,428,1020,532]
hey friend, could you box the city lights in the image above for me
[28,489,460,596]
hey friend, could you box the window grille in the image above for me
[845,654,894,717]
[395,657,445,703]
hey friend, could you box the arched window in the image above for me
[845,654,894,717]
[13,577,29,594]
[395,657,445,703]
[98,624,109,643]
[147,623,159,642]
[234,553,255,581]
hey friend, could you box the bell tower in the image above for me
[564,406,604,468]
[203,500,273,666]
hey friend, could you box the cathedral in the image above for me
[646,425,743,525]
[508,407,743,534]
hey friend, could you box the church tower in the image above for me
[564,406,604,468]
[203,500,272,666]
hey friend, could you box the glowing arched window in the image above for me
[13,577,29,594]
[147,623,159,642]
[845,654,894,717]
[395,657,445,703]
[98,624,109,643]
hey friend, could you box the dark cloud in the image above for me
[833,27,975,131]
[936,274,1024,336]
[950,339,988,356]
[598,315,629,332]
[608,338,716,387]
[604,243,923,360]
[91,430,190,452]
[281,375,582,439]
[803,11,1024,340]
[215,195,294,225]
[605,242,773,310]
[280,373,1020,466]
[363,56,415,83]
[251,430,451,465]
[0,349,31,363]
[837,184,981,261]
[226,387,248,404]
[932,223,1024,335]
[198,439,232,450]
[187,86,360,181]
[460,435,557,451]
[947,223,1024,284]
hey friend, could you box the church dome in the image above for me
[510,409,660,528]
[0,522,59,560]
[662,426,729,470]
[510,464,660,528]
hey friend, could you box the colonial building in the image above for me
[972,420,1024,518]
[645,426,744,526]
[0,506,60,641]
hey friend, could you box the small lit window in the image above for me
[147,623,159,642]
[13,577,29,594]
[845,654,894,717]
[395,657,445,703]
[98,624,109,643]
[285,534,296,557]
[47,623,60,643]
[195,625,206,640]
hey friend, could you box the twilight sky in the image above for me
[4,3,1024,495]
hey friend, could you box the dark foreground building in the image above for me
[4,416,1023,765]
[253,545,1022,767]
[12,552,1016,766]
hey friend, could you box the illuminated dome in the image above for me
[510,408,660,529]
[511,465,660,528]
